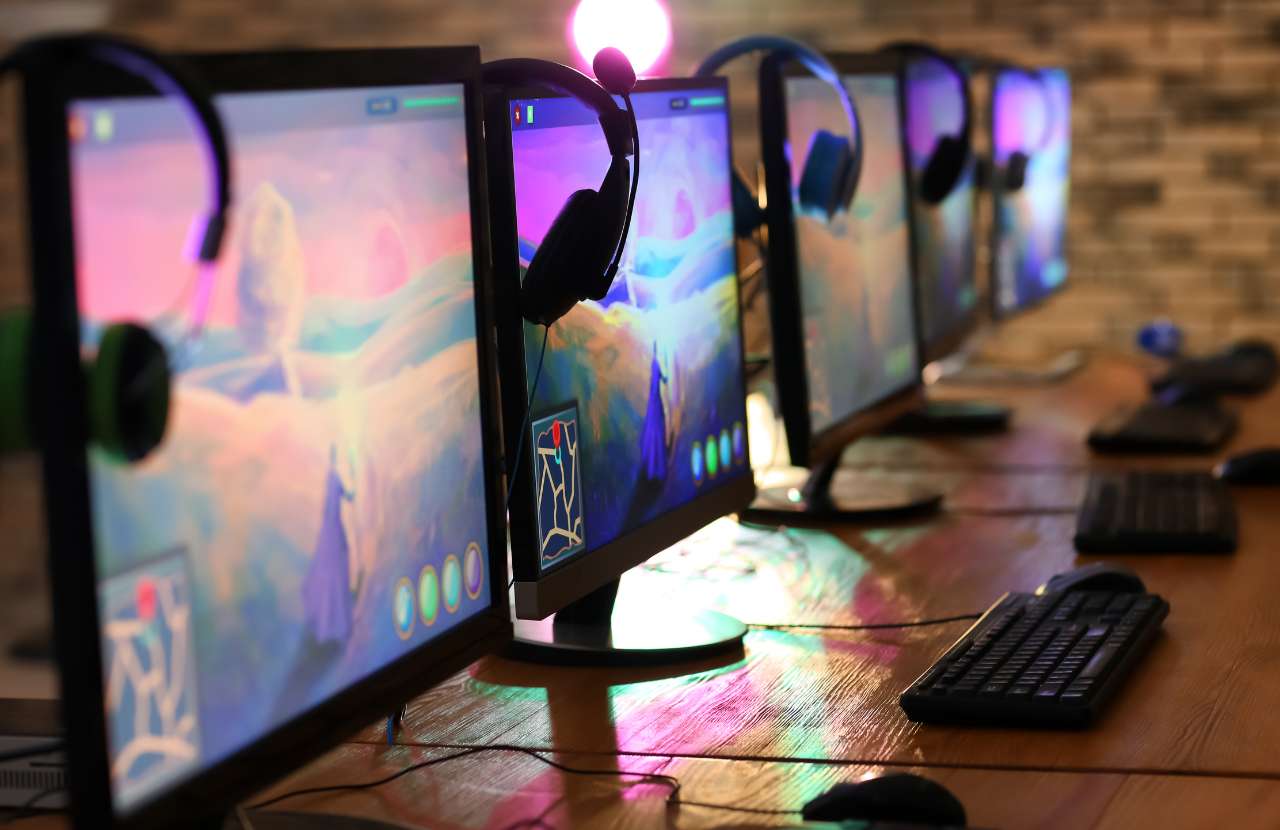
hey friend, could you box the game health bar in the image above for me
[511,87,726,130]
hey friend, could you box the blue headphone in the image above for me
[695,35,863,235]
[0,33,231,463]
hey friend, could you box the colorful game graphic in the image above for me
[785,75,920,433]
[532,405,585,568]
[99,549,201,808]
[71,84,490,810]
[902,56,978,346]
[993,68,1071,316]
[510,87,749,573]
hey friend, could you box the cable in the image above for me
[247,742,804,823]
[747,612,982,632]
[504,325,551,514]
[0,742,63,765]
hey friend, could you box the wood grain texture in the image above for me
[14,755,1280,829]
[383,496,1280,778]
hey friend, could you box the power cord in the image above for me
[0,742,63,765]
[505,325,552,514]
[505,325,552,592]
[247,743,803,824]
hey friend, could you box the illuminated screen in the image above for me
[784,73,919,435]
[902,56,978,348]
[992,68,1071,315]
[70,84,491,812]
[509,85,749,574]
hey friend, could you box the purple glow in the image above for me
[570,0,671,76]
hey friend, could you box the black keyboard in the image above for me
[1074,470,1237,554]
[1088,402,1237,453]
[1153,342,1278,397]
[901,589,1168,727]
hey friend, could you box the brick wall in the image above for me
[5,0,1280,354]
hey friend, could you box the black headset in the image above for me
[695,35,864,236]
[994,63,1054,192]
[483,48,639,327]
[881,41,973,205]
[0,33,231,462]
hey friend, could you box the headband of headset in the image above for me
[482,58,635,159]
[693,34,863,198]
[881,41,973,166]
[2,33,231,264]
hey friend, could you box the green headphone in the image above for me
[0,34,231,462]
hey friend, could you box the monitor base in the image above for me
[932,347,1087,386]
[507,580,746,667]
[882,399,1012,435]
[744,456,944,522]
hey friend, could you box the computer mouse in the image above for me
[802,773,967,827]
[1215,447,1280,485]
[1036,562,1146,596]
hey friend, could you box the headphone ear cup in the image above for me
[89,323,170,462]
[520,189,599,326]
[798,130,854,220]
[1004,151,1030,191]
[0,311,34,453]
[920,136,966,204]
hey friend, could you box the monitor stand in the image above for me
[932,347,1087,386]
[882,398,1012,435]
[745,455,944,521]
[508,579,746,667]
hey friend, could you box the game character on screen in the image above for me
[640,341,668,482]
[302,443,357,645]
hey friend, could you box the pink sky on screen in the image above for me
[71,118,472,327]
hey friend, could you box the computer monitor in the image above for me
[990,67,1071,319]
[26,48,510,827]
[901,52,980,365]
[753,53,942,518]
[487,77,753,664]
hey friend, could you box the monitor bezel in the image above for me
[485,75,756,620]
[987,65,1072,322]
[27,46,513,829]
[760,52,926,470]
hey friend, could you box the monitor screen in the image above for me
[901,55,978,351]
[992,67,1071,316]
[70,83,491,813]
[508,84,749,576]
[783,72,918,435]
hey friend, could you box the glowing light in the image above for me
[570,0,672,76]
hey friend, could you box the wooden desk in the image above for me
[13,352,1280,828]
[845,352,1280,475]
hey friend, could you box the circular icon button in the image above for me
[393,577,415,640]
[733,421,745,464]
[442,554,463,614]
[464,542,484,600]
[691,440,704,485]
[705,434,719,478]
[418,565,440,627]
[719,429,731,472]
